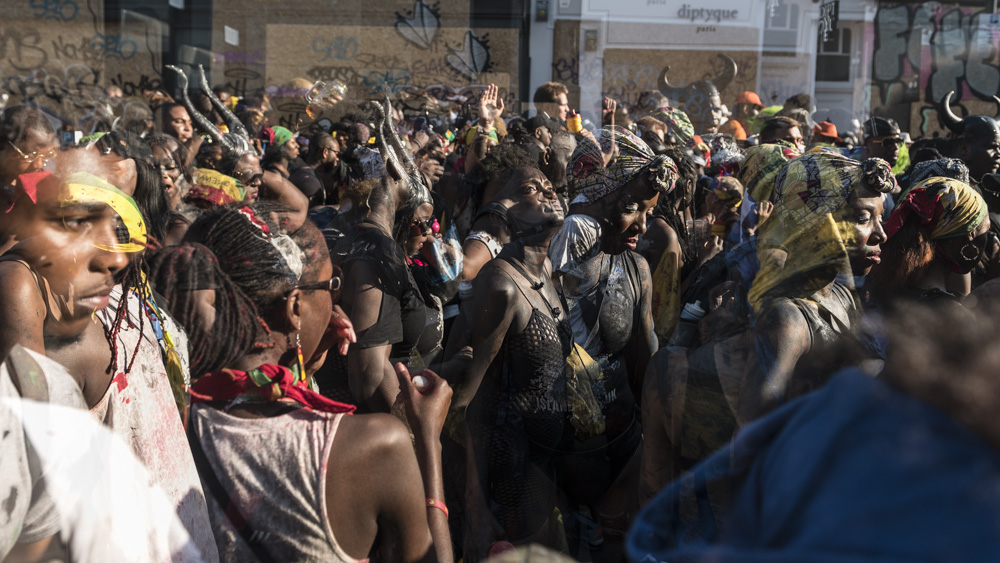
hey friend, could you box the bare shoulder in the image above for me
[0,261,45,315]
[333,413,412,464]
[473,258,519,296]
[757,298,807,331]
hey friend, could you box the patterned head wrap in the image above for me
[738,141,802,204]
[652,107,694,147]
[567,126,678,205]
[750,149,896,310]
[908,158,970,188]
[886,177,986,240]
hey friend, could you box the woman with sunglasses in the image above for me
[215,150,309,230]
[867,176,989,307]
[149,203,454,563]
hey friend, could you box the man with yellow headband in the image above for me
[0,170,133,557]
[0,168,220,562]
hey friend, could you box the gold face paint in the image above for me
[59,172,148,253]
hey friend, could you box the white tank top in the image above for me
[190,404,364,563]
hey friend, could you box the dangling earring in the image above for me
[961,241,982,262]
[295,331,306,382]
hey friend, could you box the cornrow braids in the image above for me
[184,204,298,307]
[182,203,324,358]
[147,243,268,378]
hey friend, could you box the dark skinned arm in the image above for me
[460,262,520,560]
[330,414,441,562]
[0,263,47,359]
[627,254,657,403]
[454,261,518,411]
[740,299,809,422]
[341,260,400,412]
[260,170,309,231]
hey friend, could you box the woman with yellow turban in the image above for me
[746,149,895,419]
[867,177,989,306]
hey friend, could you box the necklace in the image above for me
[505,245,562,319]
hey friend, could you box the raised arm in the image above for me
[260,170,309,230]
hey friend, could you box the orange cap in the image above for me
[735,91,763,107]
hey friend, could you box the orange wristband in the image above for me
[426,498,448,520]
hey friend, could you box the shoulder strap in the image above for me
[6,345,48,403]
[187,418,279,563]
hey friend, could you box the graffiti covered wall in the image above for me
[872,2,1000,136]
[0,0,164,131]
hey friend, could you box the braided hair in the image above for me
[164,202,325,376]
[147,243,266,378]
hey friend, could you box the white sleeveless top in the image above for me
[190,404,364,563]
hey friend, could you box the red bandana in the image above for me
[190,364,355,414]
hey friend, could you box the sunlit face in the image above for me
[284,138,300,161]
[601,175,660,254]
[775,126,805,150]
[505,168,564,232]
[838,187,887,277]
[297,257,335,367]
[9,178,130,339]
[232,154,263,202]
[554,93,569,122]
[152,145,181,210]
[1,129,57,182]
[167,106,193,143]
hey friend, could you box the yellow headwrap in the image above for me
[60,172,148,252]
[749,149,895,311]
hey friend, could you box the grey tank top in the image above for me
[190,404,363,563]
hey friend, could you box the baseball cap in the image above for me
[735,91,763,107]
[863,116,901,140]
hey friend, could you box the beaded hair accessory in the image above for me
[237,206,305,282]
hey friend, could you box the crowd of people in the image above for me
[3,67,1000,563]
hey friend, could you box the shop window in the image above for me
[816,28,852,82]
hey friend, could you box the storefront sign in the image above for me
[819,0,839,43]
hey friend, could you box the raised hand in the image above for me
[478,84,504,128]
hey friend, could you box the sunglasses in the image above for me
[8,140,56,163]
[233,170,264,186]
[876,137,904,148]
[291,272,343,303]
[411,217,436,235]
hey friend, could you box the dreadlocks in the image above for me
[103,257,147,375]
